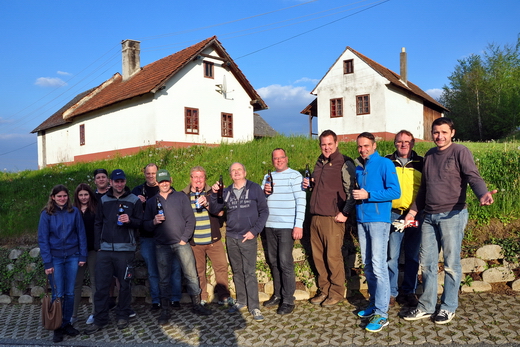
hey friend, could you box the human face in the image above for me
[94,173,109,190]
[229,163,246,183]
[190,171,206,192]
[395,133,414,158]
[357,136,377,159]
[158,180,171,194]
[110,179,126,196]
[77,190,90,206]
[432,124,455,150]
[320,135,338,159]
[272,149,288,172]
[145,165,158,186]
[52,191,68,207]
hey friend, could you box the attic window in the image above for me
[330,98,343,118]
[203,61,214,79]
[185,107,199,134]
[221,113,233,138]
[343,59,354,74]
[356,94,370,115]
[79,124,85,146]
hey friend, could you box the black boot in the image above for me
[158,298,171,325]
[53,327,64,343]
[191,295,212,316]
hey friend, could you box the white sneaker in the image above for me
[86,315,95,325]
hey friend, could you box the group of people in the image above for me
[37,116,496,342]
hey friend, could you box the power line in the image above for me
[0,141,36,156]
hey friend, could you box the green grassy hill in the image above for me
[1,135,519,246]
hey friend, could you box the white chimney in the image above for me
[400,47,407,85]
[122,39,141,81]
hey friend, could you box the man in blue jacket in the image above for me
[209,162,269,322]
[353,133,401,333]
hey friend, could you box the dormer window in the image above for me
[343,59,354,74]
[203,61,214,78]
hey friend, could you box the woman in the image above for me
[38,185,87,343]
[71,183,97,326]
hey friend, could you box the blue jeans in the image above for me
[265,227,295,305]
[387,211,421,297]
[357,222,391,318]
[226,237,260,311]
[50,254,80,328]
[141,237,182,302]
[156,243,201,303]
[417,209,468,314]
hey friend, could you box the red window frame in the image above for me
[221,113,233,138]
[203,61,214,79]
[343,59,354,74]
[330,98,343,118]
[356,95,370,115]
[79,124,85,146]
[185,107,199,134]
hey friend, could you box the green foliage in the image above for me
[0,249,45,294]
[490,232,520,263]
[461,274,474,287]
[440,34,520,141]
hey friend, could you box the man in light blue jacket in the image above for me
[353,132,401,333]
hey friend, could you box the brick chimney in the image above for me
[122,39,141,81]
[400,47,407,85]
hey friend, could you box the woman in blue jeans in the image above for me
[38,185,87,343]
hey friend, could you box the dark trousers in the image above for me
[93,251,134,326]
[265,227,296,305]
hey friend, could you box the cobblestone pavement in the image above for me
[1,293,519,346]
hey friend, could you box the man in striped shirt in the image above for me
[262,148,306,315]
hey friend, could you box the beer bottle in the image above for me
[217,175,224,203]
[304,164,313,191]
[267,170,274,194]
[117,204,124,226]
[156,197,164,218]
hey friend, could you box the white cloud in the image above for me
[426,88,443,100]
[34,77,67,87]
[294,77,319,84]
[57,71,72,76]
[257,84,314,103]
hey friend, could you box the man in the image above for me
[132,163,182,311]
[354,132,401,333]
[404,118,497,324]
[181,166,233,306]
[93,168,109,201]
[143,169,212,325]
[209,162,269,322]
[262,148,306,315]
[303,129,357,307]
[85,169,143,334]
[385,130,423,307]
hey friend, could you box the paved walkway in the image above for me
[1,292,519,346]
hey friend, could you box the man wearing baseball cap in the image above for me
[143,169,212,325]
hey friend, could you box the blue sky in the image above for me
[1,0,519,171]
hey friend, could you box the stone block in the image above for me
[292,248,306,262]
[348,276,368,291]
[29,248,40,258]
[25,263,38,273]
[461,281,492,293]
[9,249,22,260]
[476,245,503,260]
[131,284,148,298]
[0,295,12,304]
[438,271,445,286]
[31,286,45,297]
[256,270,270,284]
[10,286,23,297]
[264,281,274,295]
[134,266,148,280]
[461,257,487,273]
[294,289,310,301]
[512,279,520,291]
[482,267,515,283]
[18,295,33,304]
[258,291,270,303]
[206,283,215,303]
[81,286,92,298]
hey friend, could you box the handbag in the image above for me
[41,273,62,330]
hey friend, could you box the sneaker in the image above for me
[218,297,235,306]
[117,319,129,330]
[63,323,79,336]
[70,316,78,325]
[53,328,64,343]
[365,315,389,332]
[200,299,207,306]
[128,309,136,318]
[228,303,247,313]
[86,314,95,325]
[434,309,455,324]
[403,308,433,321]
[84,324,103,335]
[251,308,264,322]
[151,303,161,311]
[357,303,376,318]
[170,301,181,310]
[277,303,295,315]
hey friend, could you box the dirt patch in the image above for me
[461,218,520,257]
[490,282,517,296]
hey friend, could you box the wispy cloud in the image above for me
[34,77,67,87]
[294,77,319,84]
[57,71,72,76]
[426,88,443,100]
[257,84,314,102]
[0,117,14,125]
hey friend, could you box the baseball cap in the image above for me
[93,168,108,177]
[156,169,171,182]
[110,169,126,180]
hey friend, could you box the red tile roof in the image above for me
[33,36,267,133]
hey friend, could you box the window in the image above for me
[330,98,343,118]
[79,124,85,146]
[343,59,354,74]
[356,95,370,115]
[221,113,233,137]
[185,108,199,134]
[203,61,214,78]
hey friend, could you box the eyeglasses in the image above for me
[273,156,286,160]
[395,141,412,146]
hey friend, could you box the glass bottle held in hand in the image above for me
[117,204,124,226]
[267,170,274,194]
[156,197,164,219]
[304,164,313,191]
[217,175,224,203]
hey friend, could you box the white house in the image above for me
[301,47,447,141]
[32,36,268,168]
